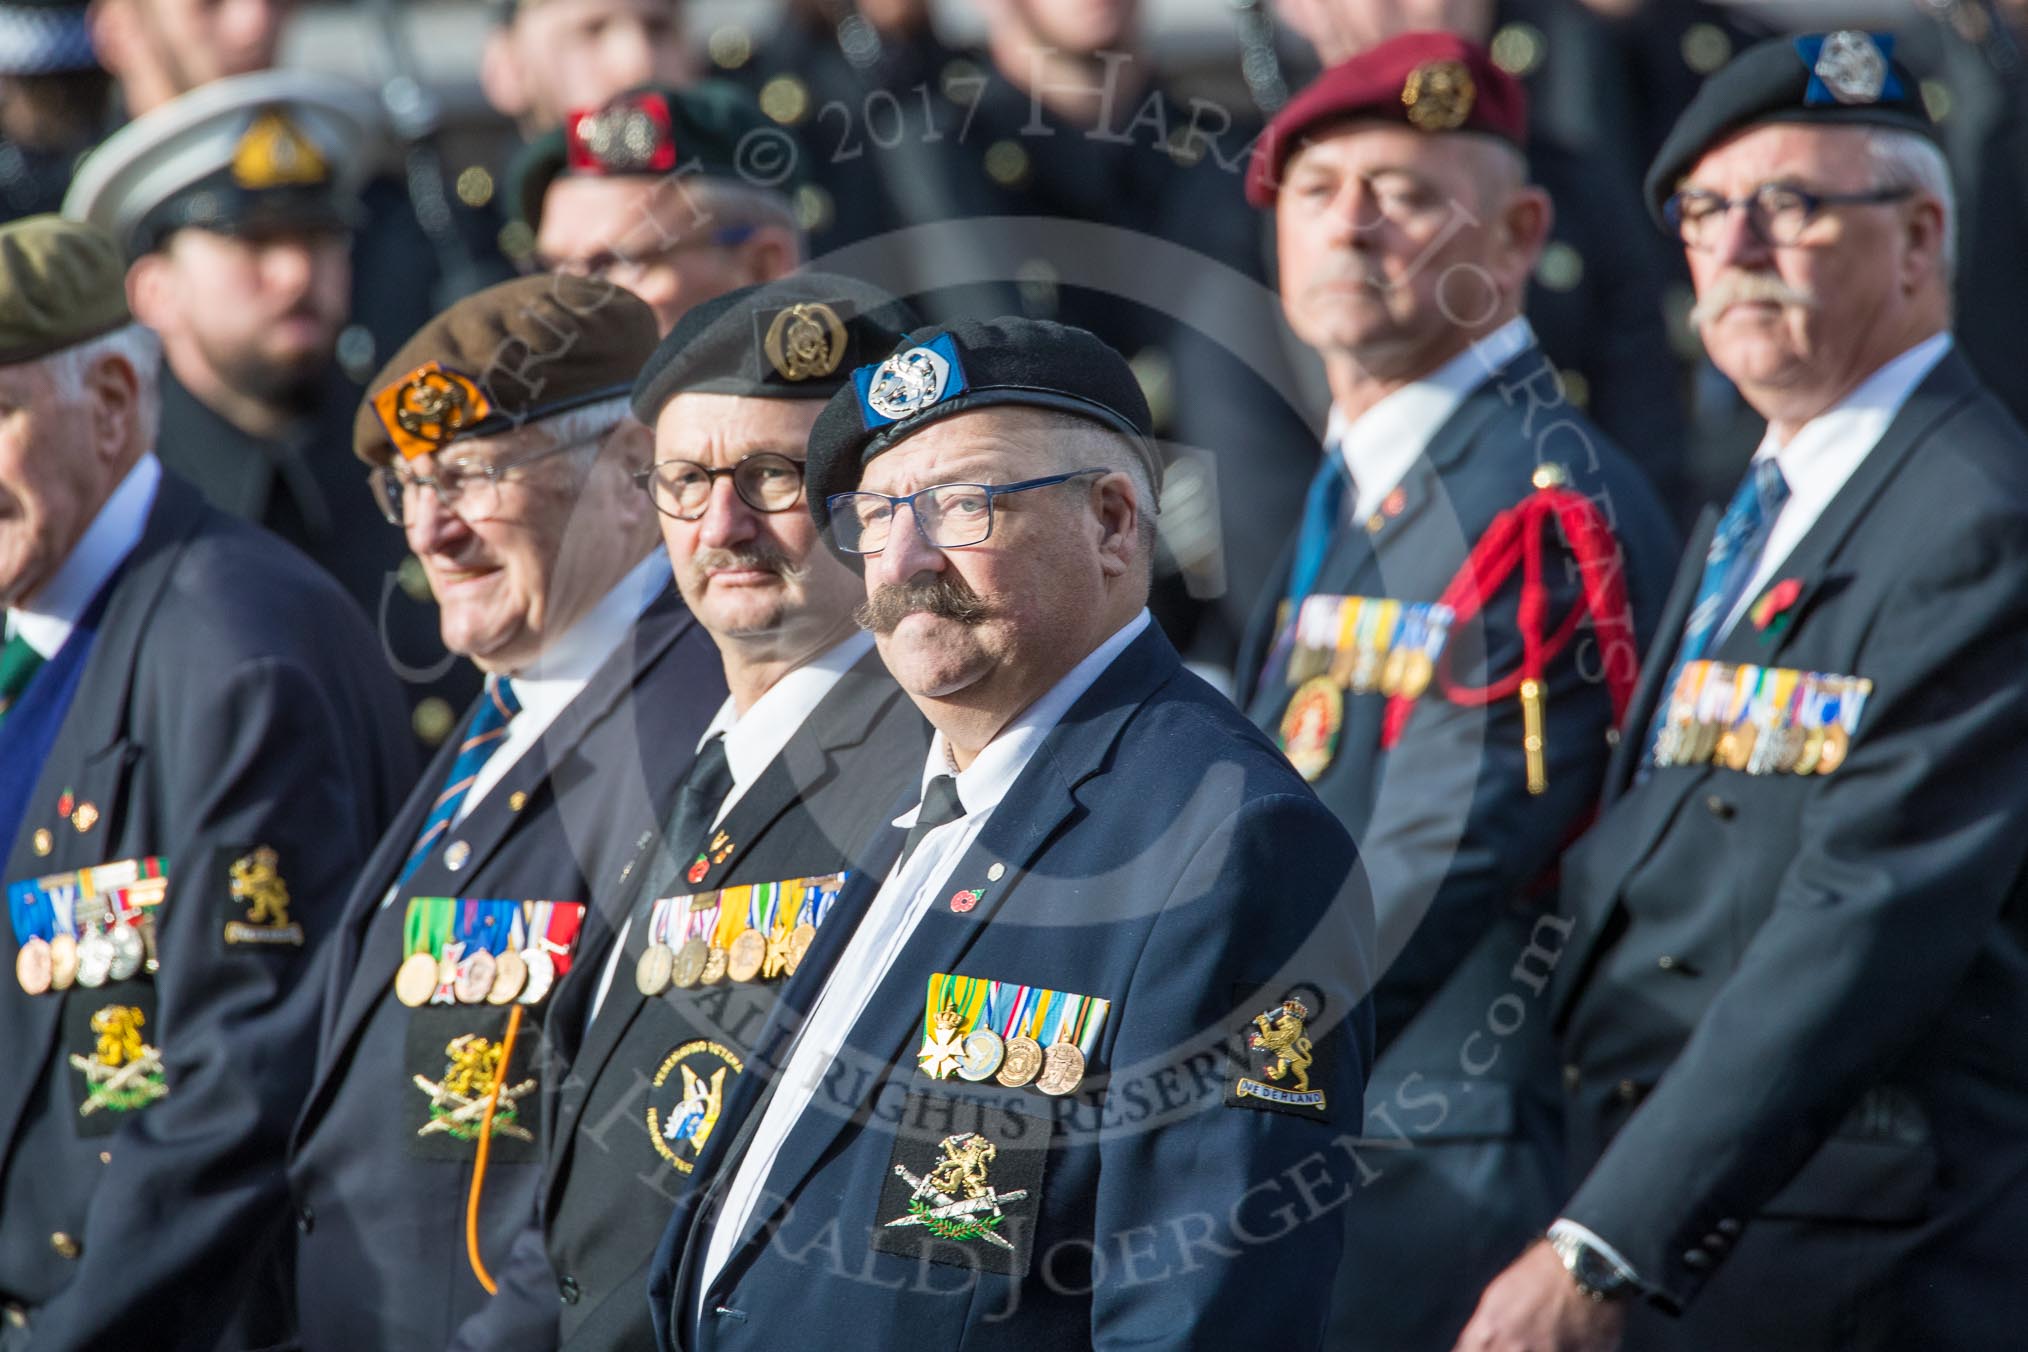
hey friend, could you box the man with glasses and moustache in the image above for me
[284,274,725,1351]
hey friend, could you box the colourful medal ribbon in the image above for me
[6,878,52,945]
[950,974,988,1033]
[688,891,719,943]
[980,979,1013,1034]
[1074,995,1112,1057]
[1001,984,1036,1038]
[712,887,748,950]
[1035,989,1065,1046]
[1373,599,1403,664]
[47,879,77,941]
[923,972,954,1041]
[1841,676,1874,732]
[543,903,585,976]
[506,902,527,953]
[1426,604,1454,660]
[483,899,516,956]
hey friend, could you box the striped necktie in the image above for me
[0,631,45,731]
[1639,458,1790,775]
[398,676,522,885]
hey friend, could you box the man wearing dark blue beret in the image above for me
[1459,30,2028,1352]
[647,316,1377,1351]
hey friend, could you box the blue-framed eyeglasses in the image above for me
[827,468,1107,555]
[1663,183,1913,250]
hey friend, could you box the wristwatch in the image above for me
[1547,1227,1637,1303]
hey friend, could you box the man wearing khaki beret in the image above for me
[283,273,726,1350]
[0,215,413,1348]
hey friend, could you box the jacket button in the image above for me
[1682,1248,1711,1270]
[1562,1064,1581,1092]
[295,1204,315,1235]
[50,1232,79,1260]
[1705,795,1735,820]
[559,1275,582,1305]
[1615,1079,1641,1103]
[1716,1218,1742,1236]
[1656,954,1678,971]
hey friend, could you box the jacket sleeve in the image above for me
[445,1218,560,1352]
[1090,790,1376,1350]
[1562,509,2028,1309]
[29,654,399,1351]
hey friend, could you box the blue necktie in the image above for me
[398,676,521,885]
[1640,458,1791,771]
[1287,444,1352,609]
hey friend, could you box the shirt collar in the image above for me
[905,608,1152,826]
[503,549,666,724]
[1751,332,1954,492]
[8,454,161,659]
[699,629,876,790]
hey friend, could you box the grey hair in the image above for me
[531,394,637,454]
[659,176,808,264]
[1867,128,1956,284]
[45,324,162,447]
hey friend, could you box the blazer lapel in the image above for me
[1603,506,1718,799]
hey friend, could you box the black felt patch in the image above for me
[869,1092,1048,1277]
[1223,981,1334,1121]
[63,982,164,1138]
[401,1005,545,1162]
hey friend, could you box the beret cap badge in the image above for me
[230,109,329,190]
[374,362,494,460]
[859,336,965,427]
[569,94,676,174]
[1401,59,1477,132]
[1804,30,1893,106]
[763,302,849,382]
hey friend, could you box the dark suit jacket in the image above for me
[1554,350,2028,1349]
[283,580,724,1352]
[1236,346,1678,1347]
[466,650,927,1351]
[0,471,414,1349]
[651,623,1377,1351]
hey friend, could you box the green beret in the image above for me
[508,81,803,234]
[0,215,131,366]
[353,273,658,466]
[629,272,919,423]
[1645,31,1935,223]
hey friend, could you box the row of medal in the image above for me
[1285,595,1455,699]
[1651,661,1874,776]
[8,858,167,996]
[917,972,1111,1097]
[392,898,585,1008]
[636,874,847,996]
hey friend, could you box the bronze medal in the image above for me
[518,947,556,1005]
[1278,676,1344,784]
[785,923,816,975]
[699,946,729,985]
[487,948,527,1004]
[1398,650,1435,702]
[1690,721,1720,766]
[454,950,497,1004]
[1721,726,1756,773]
[107,925,144,982]
[76,930,113,988]
[1771,726,1805,775]
[16,937,51,995]
[1815,725,1850,775]
[1379,645,1409,698]
[995,1035,1044,1088]
[955,1028,1006,1082]
[636,943,675,996]
[671,938,709,989]
[726,929,766,983]
[1793,726,1824,775]
[394,951,440,1007]
[1036,1039,1087,1097]
[48,933,77,991]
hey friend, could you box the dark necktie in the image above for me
[896,774,965,870]
[1286,442,1354,609]
[662,734,736,864]
[0,631,45,731]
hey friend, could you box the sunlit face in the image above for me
[652,392,860,647]
[0,360,108,608]
[509,0,688,128]
[1275,122,1526,374]
[535,178,769,334]
[1680,123,1930,414]
[153,227,349,408]
[855,410,1113,711]
[399,420,649,673]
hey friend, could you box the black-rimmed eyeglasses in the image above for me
[827,469,1106,555]
[633,453,806,520]
[368,429,609,526]
[1663,183,1914,250]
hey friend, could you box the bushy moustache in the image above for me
[694,543,805,584]
[854,575,993,634]
[1689,271,1821,328]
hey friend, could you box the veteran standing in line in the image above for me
[1458,32,2028,1352]
[466,273,930,1351]
[283,275,725,1351]
[509,82,805,337]
[1232,34,1678,1349]
[0,216,412,1349]
[647,318,1376,1351]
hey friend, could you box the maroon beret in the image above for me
[1245,32,1529,208]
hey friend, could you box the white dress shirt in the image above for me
[695,609,1153,1314]
[459,549,669,823]
[6,454,160,657]
[1327,316,1534,524]
[585,629,876,1022]
[1718,331,1953,637]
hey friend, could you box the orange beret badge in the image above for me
[373,362,493,460]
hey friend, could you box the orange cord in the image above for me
[464,1003,524,1293]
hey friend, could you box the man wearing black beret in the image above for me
[468,274,929,1351]
[1460,30,2028,1352]
[647,316,1377,1350]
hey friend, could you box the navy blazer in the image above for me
[1236,346,1677,1346]
[0,472,414,1349]
[284,579,725,1352]
[1555,350,2028,1349]
[650,623,1377,1351]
